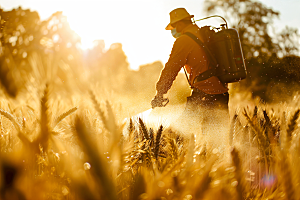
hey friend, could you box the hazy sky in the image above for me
[1,0,300,70]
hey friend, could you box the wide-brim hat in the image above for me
[165,8,194,30]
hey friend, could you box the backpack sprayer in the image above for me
[151,15,247,109]
[185,15,247,85]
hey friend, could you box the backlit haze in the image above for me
[2,0,300,70]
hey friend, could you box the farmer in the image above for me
[151,8,229,149]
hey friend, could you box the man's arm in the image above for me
[155,36,192,95]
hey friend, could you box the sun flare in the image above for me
[54,0,172,69]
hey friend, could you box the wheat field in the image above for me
[0,74,300,200]
[1,3,300,199]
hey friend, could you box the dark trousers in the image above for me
[185,89,229,111]
[176,89,230,151]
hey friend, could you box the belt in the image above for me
[192,88,229,96]
[190,88,229,109]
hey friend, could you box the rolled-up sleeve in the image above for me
[156,36,192,95]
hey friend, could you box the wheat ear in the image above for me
[253,106,258,118]
[128,118,134,140]
[105,100,117,134]
[286,109,300,143]
[138,118,149,140]
[89,91,109,131]
[243,109,267,148]
[149,128,154,148]
[0,108,21,131]
[167,137,178,161]
[53,107,78,127]
[39,84,50,151]
[0,108,31,147]
[244,109,270,176]
[229,114,238,146]
[263,110,276,145]
[154,125,163,160]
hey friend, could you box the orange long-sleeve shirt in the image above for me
[156,24,228,95]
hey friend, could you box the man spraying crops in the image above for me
[151,7,230,110]
[151,8,231,149]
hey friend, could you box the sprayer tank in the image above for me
[211,28,247,83]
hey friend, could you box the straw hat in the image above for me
[165,8,194,30]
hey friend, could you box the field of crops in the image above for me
[0,80,300,200]
[1,4,300,199]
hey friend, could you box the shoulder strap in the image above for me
[184,32,219,83]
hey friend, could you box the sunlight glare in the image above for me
[57,0,171,69]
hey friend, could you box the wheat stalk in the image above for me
[277,111,297,200]
[194,155,217,199]
[0,50,18,97]
[75,115,117,200]
[279,149,295,200]
[0,115,3,136]
[281,111,287,149]
[0,115,3,152]
[186,133,195,168]
[53,106,78,128]
[131,171,146,200]
[231,147,246,200]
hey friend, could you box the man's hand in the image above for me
[151,94,169,109]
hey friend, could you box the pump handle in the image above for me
[194,15,228,29]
